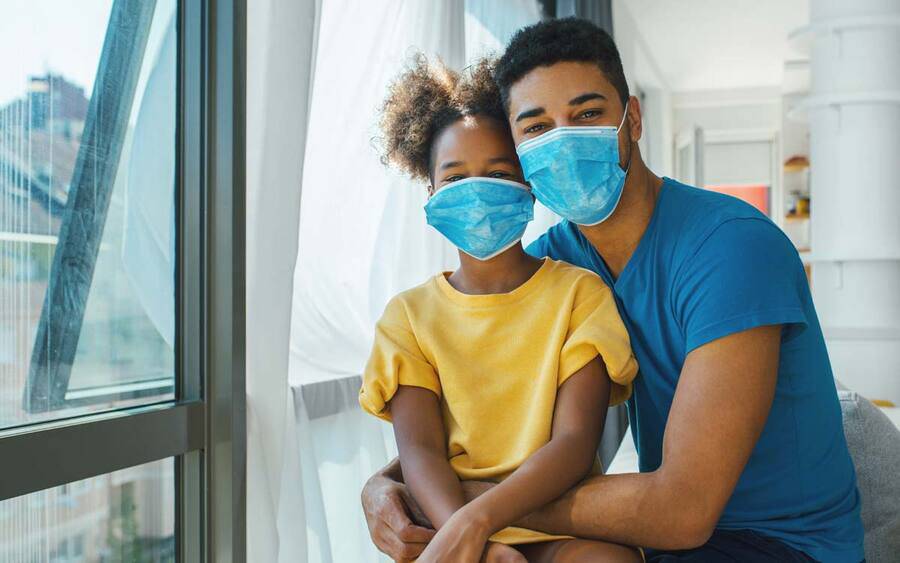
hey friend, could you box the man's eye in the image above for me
[524,123,545,134]
[580,110,600,119]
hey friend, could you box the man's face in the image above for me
[507,61,640,169]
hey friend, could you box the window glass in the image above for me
[0,0,177,427]
[0,458,174,562]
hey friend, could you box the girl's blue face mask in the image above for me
[424,177,534,261]
[516,103,629,226]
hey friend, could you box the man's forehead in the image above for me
[507,61,615,109]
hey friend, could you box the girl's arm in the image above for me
[390,384,464,530]
[458,356,610,535]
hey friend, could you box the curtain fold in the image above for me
[246,0,318,561]
[284,3,548,560]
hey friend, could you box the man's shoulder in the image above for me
[526,220,590,264]
[659,178,780,255]
[544,258,610,290]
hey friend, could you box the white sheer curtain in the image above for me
[288,2,548,561]
[248,1,546,561]
[246,0,318,561]
[289,2,465,560]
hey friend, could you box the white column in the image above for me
[804,0,900,402]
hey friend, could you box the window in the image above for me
[0,458,173,562]
[0,0,176,425]
[0,0,245,561]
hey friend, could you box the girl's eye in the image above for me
[489,171,511,179]
[524,123,545,135]
[444,174,464,183]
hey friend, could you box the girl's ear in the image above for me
[427,184,436,197]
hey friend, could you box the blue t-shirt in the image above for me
[526,178,864,562]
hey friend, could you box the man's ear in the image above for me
[627,95,643,143]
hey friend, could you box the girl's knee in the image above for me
[554,539,642,563]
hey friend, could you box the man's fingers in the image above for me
[373,489,434,560]
[399,487,433,528]
[396,540,429,561]
[374,527,428,562]
[395,522,436,544]
[383,493,435,542]
[382,492,415,531]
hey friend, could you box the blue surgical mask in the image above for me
[516,103,629,226]
[424,177,534,261]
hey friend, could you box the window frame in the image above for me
[0,0,246,560]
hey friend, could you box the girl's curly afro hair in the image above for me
[378,55,506,181]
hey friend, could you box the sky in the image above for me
[0,0,176,117]
[0,0,113,106]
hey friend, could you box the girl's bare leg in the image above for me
[516,538,642,563]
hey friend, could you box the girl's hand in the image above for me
[481,542,527,563]
[415,508,492,563]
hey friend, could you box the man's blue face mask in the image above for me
[516,102,629,226]
[424,177,534,261]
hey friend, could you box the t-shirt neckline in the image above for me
[434,258,552,307]
[581,177,671,289]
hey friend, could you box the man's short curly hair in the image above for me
[494,17,630,111]
[378,55,506,181]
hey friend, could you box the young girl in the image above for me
[359,56,641,563]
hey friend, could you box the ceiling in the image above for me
[620,0,809,92]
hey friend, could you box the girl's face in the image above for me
[429,115,525,195]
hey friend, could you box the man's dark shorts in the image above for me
[644,529,830,562]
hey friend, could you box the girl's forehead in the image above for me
[435,116,512,150]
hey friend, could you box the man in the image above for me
[362,18,864,562]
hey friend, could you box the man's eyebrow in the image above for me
[569,92,606,106]
[515,107,545,122]
[439,160,463,170]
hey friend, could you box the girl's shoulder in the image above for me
[377,274,445,323]
[543,258,612,292]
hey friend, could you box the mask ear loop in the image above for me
[616,100,632,176]
[615,99,630,133]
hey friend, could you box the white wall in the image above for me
[613,0,673,177]
[673,87,782,133]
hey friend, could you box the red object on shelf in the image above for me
[704,184,769,215]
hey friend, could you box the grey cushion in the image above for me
[839,389,900,563]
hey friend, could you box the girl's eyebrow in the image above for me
[487,157,517,165]
[439,160,463,170]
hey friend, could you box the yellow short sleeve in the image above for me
[558,277,638,406]
[359,297,441,421]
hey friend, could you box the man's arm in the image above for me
[361,458,434,561]
[464,324,781,550]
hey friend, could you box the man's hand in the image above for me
[361,465,435,561]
